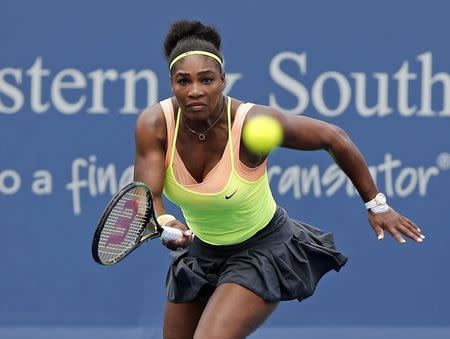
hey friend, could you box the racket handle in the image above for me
[160,226,183,241]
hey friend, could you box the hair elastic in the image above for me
[169,50,223,70]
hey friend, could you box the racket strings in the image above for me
[97,188,151,264]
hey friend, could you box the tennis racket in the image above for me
[92,181,183,266]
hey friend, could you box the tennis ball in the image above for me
[242,115,284,154]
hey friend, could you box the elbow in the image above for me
[326,125,352,152]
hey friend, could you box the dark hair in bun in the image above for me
[164,20,223,71]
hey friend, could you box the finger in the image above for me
[162,239,179,246]
[162,239,180,250]
[371,223,385,240]
[403,217,425,238]
[165,235,192,249]
[397,224,423,243]
[399,215,418,230]
[386,227,406,244]
[400,219,425,240]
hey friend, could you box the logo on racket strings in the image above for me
[106,199,138,245]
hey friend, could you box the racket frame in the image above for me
[91,181,162,266]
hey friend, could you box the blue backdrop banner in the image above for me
[1,1,449,338]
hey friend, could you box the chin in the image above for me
[185,107,209,117]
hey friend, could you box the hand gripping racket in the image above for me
[92,181,183,266]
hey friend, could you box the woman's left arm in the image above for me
[269,108,425,244]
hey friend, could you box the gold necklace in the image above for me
[183,99,225,141]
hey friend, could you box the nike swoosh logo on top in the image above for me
[225,189,238,199]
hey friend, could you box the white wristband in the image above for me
[370,204,390,213]
[365,193,390,214]
[157,214,176,226]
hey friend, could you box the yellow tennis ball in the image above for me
[242,115,284,154]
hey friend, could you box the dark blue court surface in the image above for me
[1,327,450,339]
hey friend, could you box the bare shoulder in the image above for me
[135,100,168,149]
[136,102,170,139]
[245,103,285,121]
[136,102,165,131]
[245,103,333,129]
[229,97,243,118]
[242,103,341,150]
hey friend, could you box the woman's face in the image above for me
[171,55,225,121]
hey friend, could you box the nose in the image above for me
[188,81,204,98]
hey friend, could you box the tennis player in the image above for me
[133,20,425,339]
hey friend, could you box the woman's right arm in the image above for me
[134,104,193,249]
[134,104,168,216]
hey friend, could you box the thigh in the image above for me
[164,299,206,339]
[194,283,278,339]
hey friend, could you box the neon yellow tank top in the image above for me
[162,97,276,245]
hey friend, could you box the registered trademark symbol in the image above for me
[436,153,450,170]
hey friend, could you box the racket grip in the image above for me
[160,226,183,241]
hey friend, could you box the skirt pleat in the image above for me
[166,206,348,303]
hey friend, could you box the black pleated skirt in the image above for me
[166,206,348,303]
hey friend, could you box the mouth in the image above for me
[187,102,207,109]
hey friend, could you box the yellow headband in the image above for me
[169,50,223,70]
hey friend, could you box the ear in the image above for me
[221,72,226,91]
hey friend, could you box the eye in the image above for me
[202,78,213,85]
[178,78,188,86]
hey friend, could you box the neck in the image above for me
[190,96,224,124]
[182,96,226,140]
[209,96,225,122]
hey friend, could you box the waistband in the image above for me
[189,206,291,257]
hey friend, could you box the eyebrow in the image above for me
[174,69,216,77]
